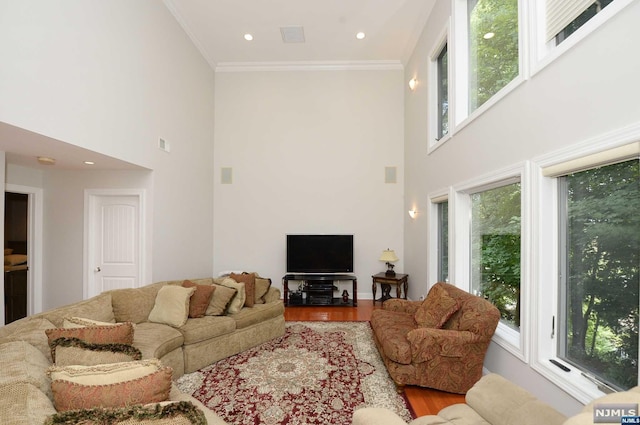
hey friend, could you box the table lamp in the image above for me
[379,249,399,276]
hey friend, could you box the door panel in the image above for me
[87,193,142,298]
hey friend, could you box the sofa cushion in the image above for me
[48,359,172,412]
[206,284,237,316]
[46,322,135,362]
[214,277,246,314]
[133,322,184,360]
[52,338,142,366]
[370,309,416,365]
[230,300,286,330]
[465,374,566,425]
[0,317,54,362]
[414,284,460,329]
[0,340,52,400]
[108,282,166,324]
[43,401,207,425]
[148,285,196,328]
[182,280,216,318]
[42,293,116,328]
[179,316,236,346]
[230,273,256,307]
[0,382,57,425]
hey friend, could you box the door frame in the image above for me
[83,189,146,299]
[5,184,44,316]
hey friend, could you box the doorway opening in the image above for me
[4,192,28,323]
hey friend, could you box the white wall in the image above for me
[213,69,405,294]
[404,0,640,416]
[0,0,216,307]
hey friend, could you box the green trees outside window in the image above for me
[468,0,519,112]
[471,183,522,329]
[560,160,639,390]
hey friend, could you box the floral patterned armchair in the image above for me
[370,282,500,394]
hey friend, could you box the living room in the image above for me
[1,0,639,420]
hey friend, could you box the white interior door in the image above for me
[85,190,144,299]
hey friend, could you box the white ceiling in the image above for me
[164,0,436,68]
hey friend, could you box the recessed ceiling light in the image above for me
[483,32,495,39]
[244,33,253,41]
[356,32,366,40]
[84,161,95,165]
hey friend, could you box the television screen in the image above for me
[286,234,354,273]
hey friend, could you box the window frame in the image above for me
[531,125,640,404]
[428,24,452,153]
[428,189,451,286]
[451,163,530,360]
[451,0,528,133]
[529,0,635,76]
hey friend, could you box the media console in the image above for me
[282,274,357,307]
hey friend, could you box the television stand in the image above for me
[283,274,357,307]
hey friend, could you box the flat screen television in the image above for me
[286,234,354,274]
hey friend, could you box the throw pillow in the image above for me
[214,277,245,314]
[44,401,207,425]
[182,280,216,318]
[62,317,119,328]
[205,284,237,316]
[414,284,460,329]
[48,359,172,412]
[254,276,271,304]
[51,337,142,366]
[230,273,256,307]
[45,322,134,362]
[148,285,196,327]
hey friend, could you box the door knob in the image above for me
[95,267,101,272]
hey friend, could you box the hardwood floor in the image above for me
[284,300,466,418]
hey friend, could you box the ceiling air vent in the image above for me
[280,26,305,43]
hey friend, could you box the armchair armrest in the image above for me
[406,327,481,363]
[383,299,422,315]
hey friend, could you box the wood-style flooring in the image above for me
[284,300,466,417]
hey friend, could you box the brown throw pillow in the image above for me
[206,284,237,316]
[182,280,216,318]
[230,273,256,308]
[48,359,172,412]
[45,322,134,362]
[414,284,460,329]
[254,276,272,304]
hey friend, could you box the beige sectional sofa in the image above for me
[353,373,640,425]
[0,276,285,425]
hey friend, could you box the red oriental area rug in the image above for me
[176,321,412,424]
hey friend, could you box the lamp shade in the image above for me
[379,249,399,263]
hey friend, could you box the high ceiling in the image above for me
[4,1,436,171]
[164,0,436,68]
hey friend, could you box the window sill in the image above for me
[531,357,608,404]
[428,134,451,155]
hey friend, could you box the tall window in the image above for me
[436,44,449,141]
[437,201,449,282]
[467,0,519,112]
[558,160,639,390]
[471,182,521,328]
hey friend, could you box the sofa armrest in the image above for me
[383,299,422,315]
[406,327,481,363]
[263,286,282,304]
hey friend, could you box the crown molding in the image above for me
[215,60,404,73]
